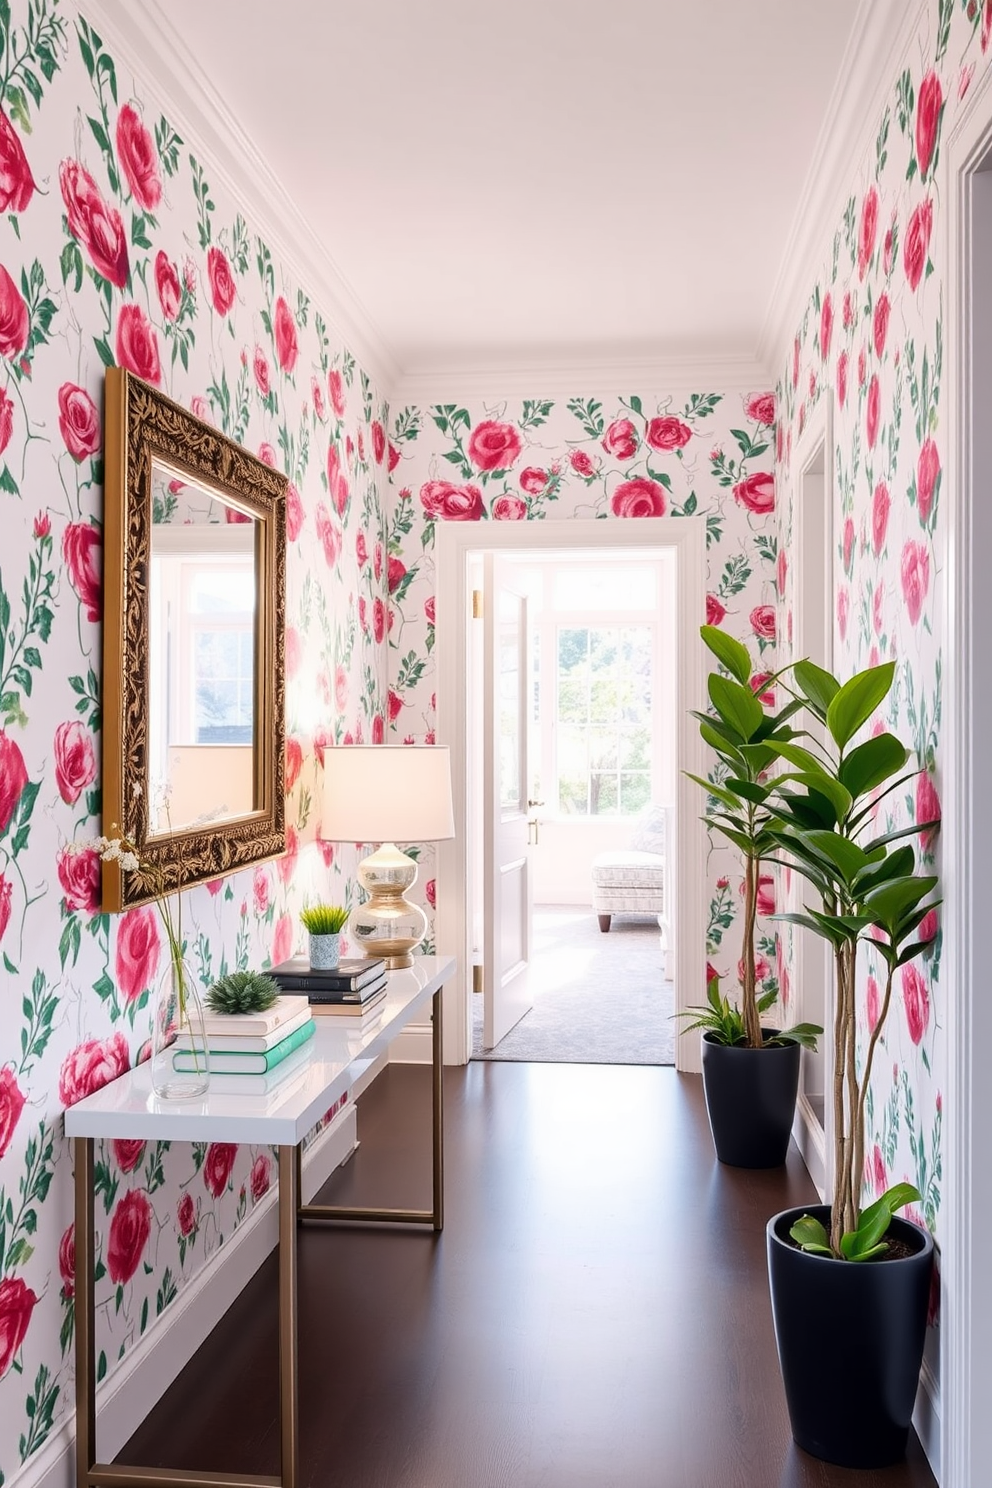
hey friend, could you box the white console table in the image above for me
[65,955,455,1488]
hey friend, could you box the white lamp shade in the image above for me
[321,745,455,844]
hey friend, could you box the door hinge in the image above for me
[472,588,483,619]
[473,964,483,994]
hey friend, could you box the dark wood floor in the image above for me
[122,1063,937,1488]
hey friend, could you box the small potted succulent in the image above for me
[680,625,820,1166]
[764,659,940,1468]
[300,903,348,970]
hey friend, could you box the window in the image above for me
[187,566,256,745]
[556,625,653,815]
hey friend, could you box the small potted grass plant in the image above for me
[300,904,348,970]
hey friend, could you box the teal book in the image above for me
[173,1016,315,1074]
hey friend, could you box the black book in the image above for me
[269,956,386,993]
[306,974,388,1006]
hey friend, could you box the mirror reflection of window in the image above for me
[187,566,255,745]
[148,463,258,835]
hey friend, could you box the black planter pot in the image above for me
[700,1030,800,1166]
[767,1204,934,1469]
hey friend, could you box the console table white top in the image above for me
[64,955,454,1146]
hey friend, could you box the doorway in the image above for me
[435,516,707,1073]
[470,548,677,1062]
[471,907,675,1063]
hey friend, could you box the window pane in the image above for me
[190,568,254,614]
[498,623,521,811]
[590,773,618,814]
[588,731,617,771]
[557,676,587,725]
[553,619,655,818]
[558,773,588,814]
[620,773,652,815]
[553,565,656,612]
[557,628,589,672]
[588,628,619,671]
[620,730,651,769]
[594,677,627,724]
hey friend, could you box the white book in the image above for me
[203,1047,315,1097]
[175,1004,311,1053]
[198,995,309,1038]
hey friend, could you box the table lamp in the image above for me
[321,745,454,968]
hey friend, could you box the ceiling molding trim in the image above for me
[390,352,774,406]
[757,0,928,379]
[84,0,400,395]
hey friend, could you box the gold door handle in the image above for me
[527,818,540,846]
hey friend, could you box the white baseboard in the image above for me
[15,1104,358,1488]
[914,1355,941,1480]
[389,1021,433,1063]
[792,1093,827,1200]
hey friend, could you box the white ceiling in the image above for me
[149,0,867,390]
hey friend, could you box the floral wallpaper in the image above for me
[384,388,783,994]
[774,0,992,1316]
[0,3,392,1475]
[0,0,979,1474]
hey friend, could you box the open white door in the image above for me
[482,553,533,1047]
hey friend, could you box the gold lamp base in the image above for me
[349,843,428,969]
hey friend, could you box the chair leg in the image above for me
[597,914,611,932]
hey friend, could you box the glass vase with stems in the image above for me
[67,830,210,1099]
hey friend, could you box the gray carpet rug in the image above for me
[472,906,675,1065]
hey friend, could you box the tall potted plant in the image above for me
[680,626,820,1166]
[765,659,939,1468]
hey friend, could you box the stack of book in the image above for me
[172,994,316,1094]
[269,956,388,1027]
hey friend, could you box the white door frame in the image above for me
[482,553,534,1047]
[435,516,707,1071]
[942,58,992,1488]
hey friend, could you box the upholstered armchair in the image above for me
[590,804,670,971]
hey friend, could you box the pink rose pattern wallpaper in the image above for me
[385,387,783,994]
[0,0,979,1471]
[0,4,390,1472]
[774,0,990,1308]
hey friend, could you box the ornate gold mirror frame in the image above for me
[102,368,287,911]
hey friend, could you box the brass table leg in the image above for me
[75,1137,96,1488]
[277,1147,299,1488]
[72,1132,291,1487]
[300,986,445,1230]
[431,986,444,1231]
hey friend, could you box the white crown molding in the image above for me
[83,0,400,395]
[391,351,774,405]
[82,0,917,408]
[756,0,928,380]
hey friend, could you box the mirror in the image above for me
[102,368,287,911]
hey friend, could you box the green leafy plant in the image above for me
[300,904,348,935]
[205,970,281,1015]
[683,625,821,1050]
[679,972,821,1048]
[789,1183,921,1262]
[768,660,940,1258]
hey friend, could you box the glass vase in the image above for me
[151,959,210,1099]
